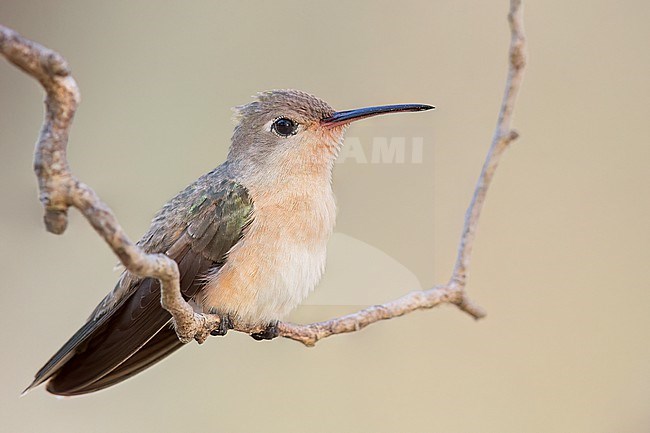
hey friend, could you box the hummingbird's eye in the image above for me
[271,117,298,137]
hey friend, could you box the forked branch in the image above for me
[278,0,527,346]
[0,0,526,347]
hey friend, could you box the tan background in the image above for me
[1,1,649,432]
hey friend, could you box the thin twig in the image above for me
[0,24,215,344]
[277,0,527,346]
[0,0,526,347]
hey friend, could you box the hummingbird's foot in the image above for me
[205,308,232,337]
[209,313,233,337]
[251,321,279,341]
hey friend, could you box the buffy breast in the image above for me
[199,188,336,325]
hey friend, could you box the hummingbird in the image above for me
[25,90,433,396]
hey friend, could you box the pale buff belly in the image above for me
[199,198,335,325]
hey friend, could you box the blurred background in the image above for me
[1,1,649,432]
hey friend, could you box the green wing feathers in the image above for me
[26,175,253,396]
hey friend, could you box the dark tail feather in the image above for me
[23,319,101,395]
[26,278,179,396]
[25,200,232,395]
[47,326,183,396]
[40,278,172,396]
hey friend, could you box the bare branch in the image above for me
[277,0,527,346]
[1,0,526,348]
[0,24,215,344]
[451,0,526,287]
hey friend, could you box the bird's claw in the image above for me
[174,314,276,343]
[209,314,233,337]
[251,321,279,341]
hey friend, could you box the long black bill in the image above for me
[321,103,434,127]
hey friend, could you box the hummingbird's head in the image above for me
[227,89,433,182]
